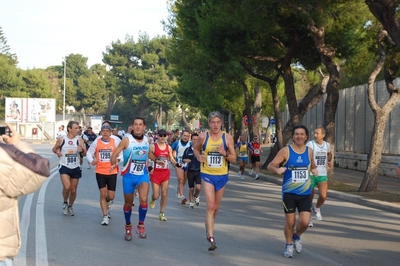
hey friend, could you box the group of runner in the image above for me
[52,114,332,256]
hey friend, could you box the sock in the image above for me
[138,203,148,223]
[293,233,300,240]
[123,205,132,225]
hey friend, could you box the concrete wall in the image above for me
[334,153,400,177]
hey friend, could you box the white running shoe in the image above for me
[189,202,194,209]
[313,206,322,220]
[134,189,139,198]
[255,174,259,180]
[308,218,313,227]
[67,206,74,216]
[101,215,109,226]
[293,238,302,253]
[249,169,253,176]
[283,244,294,258]
[194,196,200,206]
[62,202,68,215]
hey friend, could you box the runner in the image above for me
[267,125,318,258]
[171,130,191,204]
[52,121,86,216]
[249,135,263,180]
[182,133,202,208]
[235,135,253,180]
[193,111,236,251]
[306,127,332,227]
[86,124,122,225]
[111,117,151,241]
[84,126,97,169]
[148,129,180,221]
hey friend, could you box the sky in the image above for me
[0,0,171,69]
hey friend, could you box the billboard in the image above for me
[5,98,56,123]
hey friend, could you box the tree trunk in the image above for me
[309,23,340,183]
[181,110,191,130]
[252,84,262,139]
[359,30,400,192]
[241,81,253,138]
[365,0,400,50]
[157,104,163,130]
[359,113,387,191]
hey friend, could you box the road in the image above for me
[14,144,400,266]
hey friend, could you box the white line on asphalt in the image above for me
[36,167,59,266]
[14,193,34,266]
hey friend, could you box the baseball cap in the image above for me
[158,129,167,135]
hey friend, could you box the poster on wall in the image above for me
[5,98,56,123]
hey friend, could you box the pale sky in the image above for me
[0,0,171,69]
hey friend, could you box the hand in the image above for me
[311,168,318,176]
[197,154,205,163]
[217,143,226,156]
[91,159,98,166]
[327,161,333,168]
[276,167,286,175]
[2,124,20,144]
[175,163,182,168]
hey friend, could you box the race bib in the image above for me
[130,160,145,175]
[177,156,183,164]
[155,156,168,169]
[315,152,326,166]
[207,152,223,168]
[253,149,260,155]
[65,154,77,166]
[99,149,111,162]
[291,167,309,183]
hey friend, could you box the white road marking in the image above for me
[36,167,58,266]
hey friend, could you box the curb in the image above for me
[229,164,400,215]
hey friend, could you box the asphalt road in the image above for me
[13,144,400,266]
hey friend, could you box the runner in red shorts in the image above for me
[148,129,180,221]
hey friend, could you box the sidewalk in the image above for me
[230,144,400,215]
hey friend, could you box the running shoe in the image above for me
[255,174,259,180]
[249,169,253,176]
[313,206,322,220]
[181,196,187,204]
[87,164,91,169]
[237,171,241,178]
[293,238,302,253]
[136,224,147,239]
[101,215,109,226]
[159,212,167,221]
[283,244,294,258]
[194,196,200,206]
[134,189,139,198]
[150,199,156,209]
[189,202,194,209]
[208,237,217,251]
[67,206,74,216]
[62,202,68,215]
[125,224,133,241]
[308,217,313,227]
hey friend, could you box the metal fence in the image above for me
[281,78,400,155]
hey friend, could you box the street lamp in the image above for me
[63,57,66,123]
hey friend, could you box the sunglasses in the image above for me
[158,134,167,137]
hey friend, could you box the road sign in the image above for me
[243,115,255,126]
[270,118,276,125]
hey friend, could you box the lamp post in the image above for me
[63,57,66,123]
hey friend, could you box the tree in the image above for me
[0,26,17,64]
[359,30,400,192]
[365,0,400,50]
